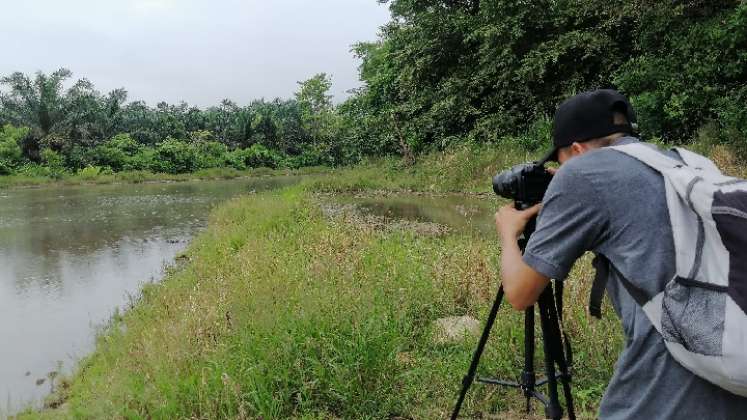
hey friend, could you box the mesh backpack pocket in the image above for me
[661,277,726,356]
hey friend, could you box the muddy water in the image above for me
[333,193,500,237]
[0,177,296,414]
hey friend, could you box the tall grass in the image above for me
[306,141,538,194]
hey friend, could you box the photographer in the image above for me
[494,89,747,419]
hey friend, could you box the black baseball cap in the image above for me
[539,89,637,163]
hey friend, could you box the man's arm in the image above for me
[495,204,550,310]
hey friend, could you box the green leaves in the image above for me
[349,0,747,153]
[0,124,28,174]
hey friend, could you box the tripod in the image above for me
[451,218,575,420]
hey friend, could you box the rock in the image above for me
[432,315,481,344]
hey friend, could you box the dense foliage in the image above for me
[1,1,745,178]
[345,0,747,155]
[0,72,345,175]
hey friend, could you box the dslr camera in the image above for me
[492,162,553,209]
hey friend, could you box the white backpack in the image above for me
[606,142,747,396]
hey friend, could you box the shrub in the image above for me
[715,88,747,159]
[41,148,66,179]
[151,138,199,174]
[227,144,282,170]
[513,115,553,152]
[0,124,29,174]
[282,147,327,169]
[63,145,93,171]
[194,141,229,169]
[91,134,142,172]
[76,165,103,180]
[16,163,52,178]
[124,148,156,171]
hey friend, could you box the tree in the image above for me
[0,124,28,174]
[294,73,340,164]
[0,69,72,159]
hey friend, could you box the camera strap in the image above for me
[589,254,610,319]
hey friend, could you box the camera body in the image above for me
[492,163,553,209]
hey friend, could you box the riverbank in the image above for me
[17,141,744,418]
[0,166,331,190]
[25,189,618,419]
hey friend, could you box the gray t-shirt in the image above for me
[523,137,747,420]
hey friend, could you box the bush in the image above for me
[76,165,103,180]
[227,144,282,170]
[63,145,93,171]
[151,138,199,174]
[16,163,52,178]
[90,134,142,172]
[715,88,747,159]
[282,147,328,169]
[513,115,553,152]
[194,141,229,169]
[0,124,29,174]
[41,148,66,179]
[0,161,13,175]
[124,148,155,171]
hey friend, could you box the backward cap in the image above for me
[540,89,636,163]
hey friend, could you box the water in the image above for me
[0,177,296,413]
[333,193,500,237]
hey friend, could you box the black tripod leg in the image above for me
[522,306,535,413]
[450,286,505,420]
[545,284,576,420]
[537,288,563,420]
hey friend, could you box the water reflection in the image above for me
[0,177,296,414]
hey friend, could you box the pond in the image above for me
[0,177,296,414]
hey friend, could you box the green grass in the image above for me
[308,142,539,194]
[17,139,745,419]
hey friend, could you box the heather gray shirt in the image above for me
[523,137,747,420]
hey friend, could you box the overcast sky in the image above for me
[0,0,391,107]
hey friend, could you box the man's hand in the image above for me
[494,203,542,240]
[494,202,549,311]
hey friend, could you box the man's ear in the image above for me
[570,142,586,156]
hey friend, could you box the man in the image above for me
[494,89,747,419]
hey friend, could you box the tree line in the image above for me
[347,0,747,155]
[1,1,745,177]
[0,71,350,176]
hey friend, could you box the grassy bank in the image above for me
[18,140,745,419]
[0,166,331,190]
[23,186,621,419]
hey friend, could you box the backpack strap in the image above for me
[609,143,684,174]
[672,147,722,174]
[589,254,609,319]
[589,254,653,318]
